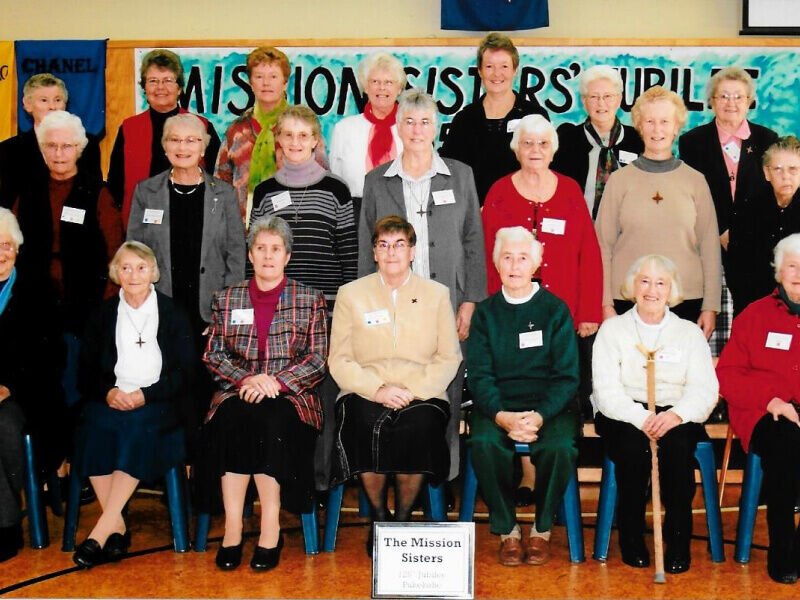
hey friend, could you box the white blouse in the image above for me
[114,286,162,393]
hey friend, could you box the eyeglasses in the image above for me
[714,93,748,103]
[375,240,411,252]
[279,131,314,142]
[0,241,16,253]
[402,117,434,129]
[585,93,620,104]
[768,165,800,176]
[369,78,396,88]
[164,137,202,146]
[119,264,151,275]
[42,142,78,153]
[145,77,178,88]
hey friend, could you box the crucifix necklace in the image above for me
[124,308,149,348]
[293,187,310,223]
[408,182,428,219]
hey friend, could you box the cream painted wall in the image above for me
[6,0,743,40]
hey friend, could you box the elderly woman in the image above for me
[329,52,405,223]
[359,89,486,482]
[680,66,778,354]
[0,208,64,562]
[467,226,580,567]
[726,136,800,315]
[595,86,721,338]
[108,49,221,225]
[593,254,718,573]
[440,32,548,205]
[717,233,800,584]
[551,65,643,220]
[71,241,194,568]
[0,73,101,208]
[330,215,461,556]
[195,216,328,572]
[215,47,327,225]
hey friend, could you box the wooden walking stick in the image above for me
[637,344,666,584]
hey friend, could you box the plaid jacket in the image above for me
[203,279,329,429]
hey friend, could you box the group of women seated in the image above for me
[0,32,798,586]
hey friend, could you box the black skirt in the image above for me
[193,393,318,515]
[333,394,450,485]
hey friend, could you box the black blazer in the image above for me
[678,119,778,235]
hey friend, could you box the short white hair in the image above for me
[509,114,558,154]
[396,89,438,127]
[357,52,407,92]
[492,226,543,269]
[36,111,88,154]
[162,113,210,150]
[579,65,624,96]
[0,207,23,248]
[620,254,683,307]
[774,233,800,281]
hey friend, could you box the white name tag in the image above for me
[656,348,682,363]
[230,308,254,325]
[60,206,85,224]
[765,331,792,350]
[432,189,456,206]
[540,217,566,235]
[143,208,164,224]
[519,330,543,349]
[271,191,292,211]
[506,118,521,133]
[364,309,391,326]
[618,150,638,164]
[722,141,741,163]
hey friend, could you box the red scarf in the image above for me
[363,102,398,170]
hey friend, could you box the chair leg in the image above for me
[718,424,734,507]
[61,470,82,552]
[301,510,319,555]
[164,468,189,552]
[22,434,49,549]
[427,483,446,522]
[592,455,617,561]
[734,452,763,564]
[323,483,345,552]
[458,448,479,522]
[694,441,725,562]
[194,513,211,552]
[561,471,585,563]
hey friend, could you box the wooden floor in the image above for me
[1,482,798,599]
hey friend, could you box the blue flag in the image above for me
[15,40,106,136]
[442,0,549,31]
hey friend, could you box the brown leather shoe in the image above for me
[498,537,524,566]
[525,536,551,565]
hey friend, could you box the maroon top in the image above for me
[248,276,289,393]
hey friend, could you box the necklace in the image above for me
[407,181,428,219]
[123,306,150,348]
[170,167,203,195]
[293,187,309,223]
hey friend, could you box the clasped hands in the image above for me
[239,374,282,403]
[106,387,145,410]
[374,384,414,410]
[641,410,682,440]
[495,410,543,443]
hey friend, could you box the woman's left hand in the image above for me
[0,384,10,403]
[456,302,476,341]
[697,310,716,339]
[642,410,682,440]
[577,322,599,337]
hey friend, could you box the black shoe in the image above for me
[665,555,691,574]
[104,531,131,562]
[251,535,284,571]
[215,542,243,570]
[620,536,650,568]
[768,550,799,584]
[0,524,23,563]
[73,538,106,568]
[768,562,798,584]
[514,487,534,507]
[79,485,96,506]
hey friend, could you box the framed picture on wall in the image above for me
[741,0,800,35]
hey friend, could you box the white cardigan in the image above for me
[592,308,718,429]
[329,113,402,197]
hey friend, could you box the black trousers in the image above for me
[595,410,706,555]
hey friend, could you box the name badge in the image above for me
[656,348,681,363]
[60,206,86,225]
[364,309,391,326]
[722,141,741,163]
[230,308,254,325]
[506,118,521,133]
[765,331,792,350]
[143,208,164,224]
[540,217,566,235]
[618,150,638,164]
[519,330,543,349]
[271,191,292,211]
[432,190,456,206]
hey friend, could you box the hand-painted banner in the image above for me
[16,39,106,136]
[135,46,800,148]
[0,41,14,141]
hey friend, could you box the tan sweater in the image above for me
[595,162,721,311]
[329,272,462,401]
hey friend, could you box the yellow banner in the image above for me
[0,41,14,141]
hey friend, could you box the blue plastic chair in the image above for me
[62,466,190,552]
[592,439,725,563]
[458,442,585,563]
[733,451,763,564]
[323,481,446,552]
[194,508,320,554]
[21,433,49,549]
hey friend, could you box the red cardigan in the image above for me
[481,172,603,325]
[716,291,800,452]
